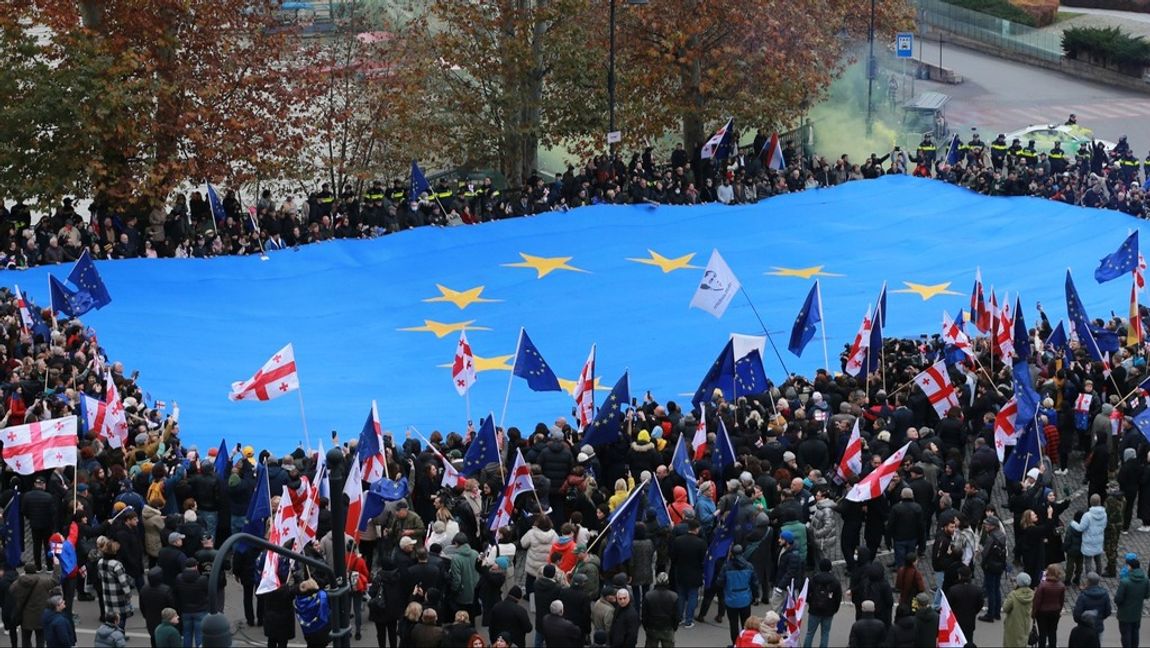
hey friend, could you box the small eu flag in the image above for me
[512,329,561,392]
[1094,231,1139,284]
[788,281,822,357]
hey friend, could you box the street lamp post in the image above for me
[866,0,876,135]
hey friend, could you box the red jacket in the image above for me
[348,553,369,594]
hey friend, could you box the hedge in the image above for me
[1062,25,1150,73]
[941,0,1038,26]
[1061,0,1150,13]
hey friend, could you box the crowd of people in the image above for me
[0,115,1147,267]
[0,269,1146,648]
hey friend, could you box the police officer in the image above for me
[313,183,335,223]
[1048,142,1068,174]
[1115,135,1132,158]
[1019,139,1038,167]
[1121,150,1140,185]
[387,179,406,205]
[966,131,985,165]
[477,177,501,221]
[917,133,938,170]
[990,133,1008,171]
[1006,138,1023,169]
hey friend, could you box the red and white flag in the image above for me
[452,331,477,396]
[489,449,535,531]
[1,416,78,475]
[913,361,961,418]
[763,132,786,171]
[297,473,323,542]
[344,457,363,540]
[942,310,972,359]
[1136,253,1147,292]
[835,419,864,481]
[13,285,33,336]
[844,305,873,377]
[971,268,990,334]
[573,344,596,431]
[103,377,129,449]
[783,577,809,643]
[440,453,467,490]
[257,487,299,595]
[994,297,1015,364]
[846,442,911,502]
[229,343,300,401]
[1129,280,1143,347]
[937,590,969,648]
[994,397,1019,461]
[692,403,708,461]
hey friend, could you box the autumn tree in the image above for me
[0,0,317,211]
[305,1,443,193]
[609,0,913,152]
[424,0,604,187]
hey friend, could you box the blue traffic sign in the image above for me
[896,32,914,58]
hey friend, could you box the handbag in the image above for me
[1028,621,1039,647]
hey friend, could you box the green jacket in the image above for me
[1002,586,1034,648]
[1115,569,1150,623]
[154,622,181,648]
[449,544,480,605]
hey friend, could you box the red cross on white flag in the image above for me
[914,360,961,418]
[994,397,1019,461]
[451,331,477,396]
[941,310,972,359]
[835,418,864,481]
[1,416,78,475]
[937,590,969,648]
[844,305,872,378]
[229,343,300,401]
[846,442,911,502]
[573,344,596,431]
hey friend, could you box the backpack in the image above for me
[808,576,837,614]
[366,579,387,623]
[565,483,580,503]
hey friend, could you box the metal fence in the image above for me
[916,0,1063,63]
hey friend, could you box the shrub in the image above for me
[1062,25,1150,74]
[941,0,1038,26]
[1061,0,1150,13]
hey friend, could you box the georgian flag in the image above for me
[993,296,1015,365]
[13,285,33,335]
[573,344,596,431]
[1,416,78,475]
[913,361,961,418]
[835,418,864,482]
[488,449,535,532]
[942,310,972,359]
[343,457,363,540]
[451,331,477,396]
[994,397,1019,461]
[297,473,324,542]
[783,577,809,647]
[693,402,708,461]
[846,442,911,502]
[103,377,129,449]
[938,590,969,648]
[700,117,734,160]
[844,305,873,377]
[229,343,300,401]
[971,268,991,334]
[257,486,299,595]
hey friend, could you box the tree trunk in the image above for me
[680,56,705,153]
[77,0,105,31]
[521,0,546,182]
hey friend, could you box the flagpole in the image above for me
[584,481,645,555]
[878,282,887,393]
[815,280,830,375]
[499,328,523,431]
[738,287,791,376]
[296,387,312,451]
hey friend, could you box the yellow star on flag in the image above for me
[502,253,588,278]
[422,284,501,310]
[765,266,845,279]
[892,281,963,301]
[557,375,609,396]
[398,320,492,338]
[625,250,701,273]
[438,353,514,373]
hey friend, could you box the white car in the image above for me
[1003,124,1117,157]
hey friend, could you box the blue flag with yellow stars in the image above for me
[1133,406,1150,443]
[512,328,562,392]
[713,417,737,477]
[1094,230,1138,284]
[582,371,630,447]
[1047,320,1069,355]
[1003,419,1045,482]
[788,281,822,357]
[66,249,111,309]
[206,183,228,224]
[49,275,95,317]
[1012,297,1031,364]
[411,160,431,200]
[462,413,500,475]
[1065,270,1104,361]
[692,339,736,409]
[865,282,888,375]
[703,500,740,589]
[602,482,645,570]
[733,348,768,396]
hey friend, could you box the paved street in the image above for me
[904,41,1150,149]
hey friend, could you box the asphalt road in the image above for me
[906,41,1150,151]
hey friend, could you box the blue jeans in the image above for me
[675,584,699,624]
[893,539,917,570]
[803,614,833,648]
[198,511,218,536]
[984,572,1002,617]
[231,514,247,536]
[933,571,945,608]
[183,610,205,647]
